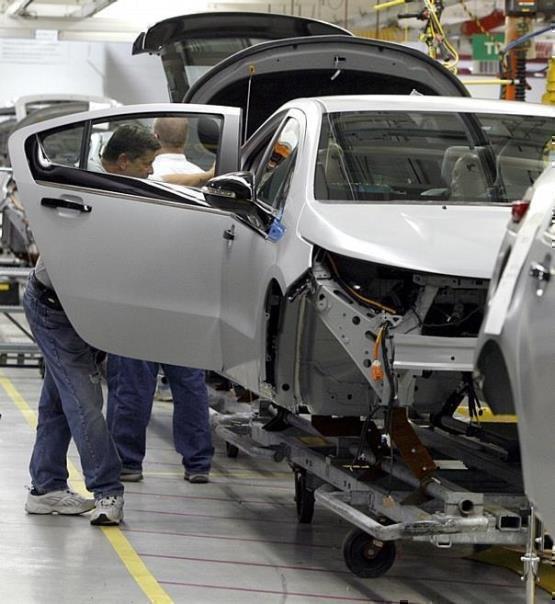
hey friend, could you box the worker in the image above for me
[23,125,162,526]
[106,117,214,485]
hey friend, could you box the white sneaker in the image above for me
[25,489,95,515]
[90,495,124,526]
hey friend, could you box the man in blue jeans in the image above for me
[23,267,124,525]
[106,357,213,483]
[106,118,214,484]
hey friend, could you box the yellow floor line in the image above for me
[0,374,173,604]
[455,404,517,423]
[468,546,555,594]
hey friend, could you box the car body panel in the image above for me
[1,94,120,167]
[134,11,467,137]
[133,11,351,55]
[132,12,352,103]
[299,201,509,278]
[475,166,555,532]
[10,95,554,389]
[184,35,469,137]
[9,103,242,369]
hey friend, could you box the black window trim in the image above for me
[26,110,231,208]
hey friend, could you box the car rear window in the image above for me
[314,110,554,204]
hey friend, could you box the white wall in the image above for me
[103,43,169,104]
[0,38,167,106]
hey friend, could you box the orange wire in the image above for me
[372,327,384,359]
[326,253,398,315]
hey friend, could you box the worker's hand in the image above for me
[205,163,215,180]
[196,164,215,187]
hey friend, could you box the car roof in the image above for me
[293,95,555,116]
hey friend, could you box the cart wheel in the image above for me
[225,442,239,458]
[342,528,396,578]
[294,469,315,524]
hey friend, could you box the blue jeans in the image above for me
[106,355,213,474]
[23,277,123,498]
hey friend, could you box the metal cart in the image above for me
[210,397,531,579]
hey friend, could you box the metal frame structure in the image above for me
[210,396,532,579]
[0,266,41,369]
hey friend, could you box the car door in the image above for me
[219,111,305,390]
[9,103,241,368]
[511,194,555,531]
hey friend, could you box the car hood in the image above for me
[298,201,510,278]
[135,12,467,136]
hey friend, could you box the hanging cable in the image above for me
[326,252,398,314]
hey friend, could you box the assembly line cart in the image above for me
[210,395,551,602]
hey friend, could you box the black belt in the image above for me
[30,272,63,311]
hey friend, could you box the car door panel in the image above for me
[218,110,306,390]
[220,216,279,388]
[511,206,555,530]
[9,104,241,367]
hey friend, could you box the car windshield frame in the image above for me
[313,109,554,205]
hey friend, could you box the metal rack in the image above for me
[0,265,42,370]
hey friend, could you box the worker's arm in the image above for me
[160,165,214,187]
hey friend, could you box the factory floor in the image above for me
[0,366,551,604]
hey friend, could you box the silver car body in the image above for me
[7,95,555,422]
[475,165,555,532]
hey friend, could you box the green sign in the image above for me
[472,34,504,61]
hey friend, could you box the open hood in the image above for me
[133,12,351,104]
[135,12,468,137]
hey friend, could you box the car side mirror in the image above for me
[202,171,255,216]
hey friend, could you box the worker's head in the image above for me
[153,117,189,151]
[101,124,161,178]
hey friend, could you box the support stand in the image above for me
[522,506,540,604]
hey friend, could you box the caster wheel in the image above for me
[342,528,396,577]
[294,468,315,524]
[225,442,239,458]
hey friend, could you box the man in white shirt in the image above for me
[152,116,204,177]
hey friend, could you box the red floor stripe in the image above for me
[158,581,407,603]
[139,551,349,574]
[124,527,333,549]
[137,552,521,590]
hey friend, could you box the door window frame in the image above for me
[25,106,241,206]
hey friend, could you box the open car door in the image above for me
[9,103,241,368]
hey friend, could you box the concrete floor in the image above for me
[0,365,551,604]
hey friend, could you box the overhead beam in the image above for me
[5,0,33,17]
[71,0,118,19]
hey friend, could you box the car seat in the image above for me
[449,151,488,201]
[314,141,353,200]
